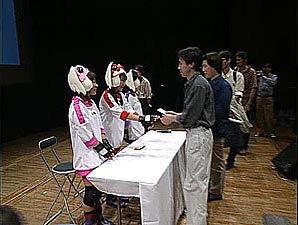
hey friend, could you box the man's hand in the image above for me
[235,96,241,103]
[244,104,251,112]
[160,114,177,126]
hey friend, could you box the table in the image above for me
[87,130,186,225]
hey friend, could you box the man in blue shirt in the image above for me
[202,52,232,201]
[255,62,278,138]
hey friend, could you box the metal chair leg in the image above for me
[43,176,67,225]
[43,174,80,225]
[117,196,122,225]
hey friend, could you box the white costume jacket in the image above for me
[99,89,137,148]
[125,91,145,141]
[68,96,105,170]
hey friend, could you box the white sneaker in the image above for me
[254,132,264,137]
[270,134,277,138]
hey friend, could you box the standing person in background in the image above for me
[161,46,215,225]
[254,62,278,138]
[134,65,153,114]
[220,50,253,170]
[122,69,145,143]
[234,51,257,155]
[220,50,245,104]
[68,65,115,225]
[202,52,232,201]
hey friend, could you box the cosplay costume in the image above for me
[99,89,136,149]
[99,62,139,150]
[69,95,106,170]
[68,65,106,170]
[68,65,115,225]
[124,69,145,141]
[99,62,143,209]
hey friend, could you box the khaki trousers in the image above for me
[209,137,226,196]
[256,96,276,134]
[184,127,213,225]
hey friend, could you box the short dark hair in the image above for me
[219,50,232,60]
[263,62,273,69]
[177,46,203,71]
[131,69,138,80]
[202,52,222,74]
[87,71,96,81]
[135,65,144,74]
[235,51,248,59]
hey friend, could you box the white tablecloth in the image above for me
[87,130,186,225]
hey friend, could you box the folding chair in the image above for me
[38,136,84,225]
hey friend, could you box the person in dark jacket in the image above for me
[202,52,232,201]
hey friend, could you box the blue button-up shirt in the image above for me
[209,75,232,138]
[257,73,278,97]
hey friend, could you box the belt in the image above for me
[187,125,210,130]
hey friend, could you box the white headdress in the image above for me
[105,62,126,88]
[126,69,136,92]
[67,65,92,95]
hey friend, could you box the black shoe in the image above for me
[225,164,235,170]
[106,198,127,208]
[181,207,187,216]
[100,218,115,225]
[254,132,264,137]
[208,194,223,202]
[238,149,247,155]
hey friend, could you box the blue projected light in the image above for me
[0,0,20,65]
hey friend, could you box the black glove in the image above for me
[138,115,157,127]
[93,139,114,159]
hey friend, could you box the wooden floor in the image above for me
[1,122,297,225]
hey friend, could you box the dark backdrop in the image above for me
[1,0,297,142]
